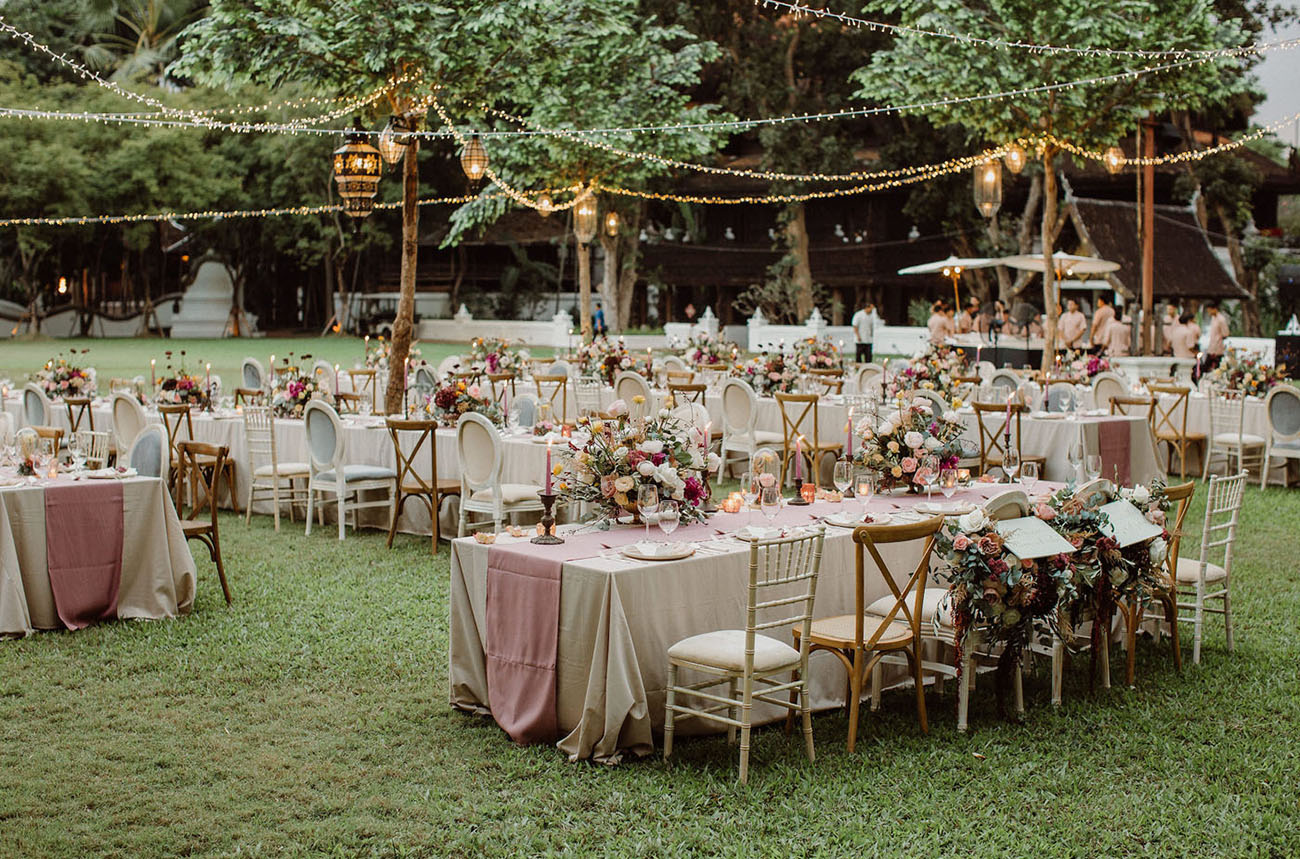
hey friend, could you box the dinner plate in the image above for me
[824,511,892,527]
[620,542,695,561]
[1030,411,1065,420]
[86,467,137,479]
[733,526,785,541]
[914,500,976,516]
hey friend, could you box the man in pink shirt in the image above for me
[1059,299,1087,350]
[1204,303,1230,370]
[1106,314,1132,357]
[1090,296,1115,354]
[927,301,947,346]
[1168,313,1200,358]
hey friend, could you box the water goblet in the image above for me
[657,500,680,544]
[1084,454,1102,481]
[760,485,782,525]
[1020,460,1039,496]
[940,466,958,499]
[636,483,659,542]
[68,434,86,473]
[740,470,759,525]
[1002,447,1021,484]
[921,454,940,500]
[832,459,852,509]
[1067,441,1084,479]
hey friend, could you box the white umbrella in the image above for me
[999,251,1120,277]
[897,255,1000,308]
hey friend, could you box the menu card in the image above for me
[994,516,1078,559]
[1097,499,1163,547]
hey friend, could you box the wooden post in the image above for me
[1040,147,1059,374]
[1141,116,1156,355]
[385,131,420,415]
[578,240,592,342]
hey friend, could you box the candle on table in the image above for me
[795,434,804,481]
[846,419,853,458]
[403,357,410,414]
[205,362,211,392]
[150,359,156,390]
[334,364,340,395]
[545,440,553,494]
[270,355,276,388]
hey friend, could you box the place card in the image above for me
[1097,499,1163,547]
[994,516,1077,559]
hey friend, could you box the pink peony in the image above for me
[600,475,617,498]
[953,534,972,551]
[901,457,918,473]
[1035,503,1056,521]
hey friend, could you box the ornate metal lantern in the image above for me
[536,191,553,218]
[460,134,488,183]
[573,193,598,244]
[332,128,383,218]
[1103,145,1126,174]
[1004,143,1027,175]
[377,116,409,165]
[604,210,620,237]
[973,158,1002,219]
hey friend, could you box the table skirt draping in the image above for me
[0,476,196,637]
[449,484,1048,763]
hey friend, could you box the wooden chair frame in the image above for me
[160,404,239,515]
[970,402,1044,477]
[773,393,842,488]
[1120,480,1194,686]
[176,440,232,605]
[386,418,460,553]
[1149,384,1206,479]
[63,396,95,433]
[533,374,569,425]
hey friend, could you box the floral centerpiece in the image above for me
[532,418,562,437]
[853,402,966,492]
[468,336,529,375]
[1054,348,1110,379]
[732,353,796,395]
[35,350,96,398]
[1207,348,1288,397]
[886,344,968,403]
[790,335,842,371]
[153,349,210,408]
[364,336,420,370]
[684,332,735,366]
[555,411,719,524]
[271,375,333,419]
[427,379,502,427]
[574,336,636,386]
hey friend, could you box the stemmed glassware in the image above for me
[1067,441,1084,480]
[760,485,782,525]
[68,434,86,473]
[921,454,940,500]
[636,484,659,542]
[1085,454,1103,481]
[1020,460,1039,496]
[940,466,958,499]
[832,460,852,511]
[740,471,759,525]
[1002,446,1021,485]
[657,499,680,543]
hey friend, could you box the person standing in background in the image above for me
[850,301,880,363]
[1090,295,1115,353]
[1168,312,1200,359]
[955,298,977,334]
[1106,313,1132,357]
[1161,305,1180,354]
[927,301,947,346]
[1059,299,1087,350]
[592,301,608,338]
[1204,302,1230,371]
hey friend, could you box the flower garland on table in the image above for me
[364,336,421,371]
[34,350,96,398]
[468,336,529,375]
[852,402,966,493]
[428,379,502,427]
[1041,480,1171,682]
[886,344,969,404]
[555,411,719,524]
[1207,348,1288,397]
[684,332,735,366]
[732,352,797,395]
[574,336,637,386]
[271,375,333,419]
[935,505,1073,708]
[790,335,842,371]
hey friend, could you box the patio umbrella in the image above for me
[999,251,1120,278]
[897,255,1000,309]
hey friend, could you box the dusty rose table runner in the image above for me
[1092,417,1133,486]
[43,481,125,630]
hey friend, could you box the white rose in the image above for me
[1132,485,1151,506]
[688,449,703,468]
[706,452,722,473]
[904,431,924,450]
[1149,537,1168,565]
[923,437,942,451]
[658,409,671,419]
[613,446,629,459]
[943,410,960,423]
[877,421,896,435]
[958,508,990,533]
[639,440,664,455]
[637,461,656,476]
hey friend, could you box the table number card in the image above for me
[994,516,1078,560]
[1097,499,1163,547]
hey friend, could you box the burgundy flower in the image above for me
[683,476,706,505]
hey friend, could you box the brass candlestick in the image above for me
[531,492,564,544]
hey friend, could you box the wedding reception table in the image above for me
[448,482,1060,762]
[0,474,196,637]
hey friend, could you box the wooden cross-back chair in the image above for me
[159,403,239,515]
[486,372,516,403]
[667,382,707,407]
[807,376,844,396]
[807,367,843,379]
[32,425,64,452]
[1110,394,1155,421]
[334,391,364,414]
[663,528,826,784]
[1149,383,1206,479]
[533,374,569,425]
[665,370,696,386]
[176,440,232,606]
[773,392,842,488]
[792,515,945,752]
[386,418,461,554]
[234,388,265,407]
[345,369,379,414]
[64,397,95,433]
[970,402,1045,477]
[1120,480,1195,687]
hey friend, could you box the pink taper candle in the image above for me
[545,440,553,494]
[795,434,803,481]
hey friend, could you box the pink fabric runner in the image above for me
[481,480,1060,745]
[1093,417,1132,486]
[43,481,125,630]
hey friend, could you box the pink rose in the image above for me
[901,457,918,473]
[1146,509,1166,526]
[467,384,482,399]
[952,534,972,551]
[978,535,1000,556]
[1035,503,1056,521]
[600,475,616,498]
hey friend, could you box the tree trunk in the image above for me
[1005,172,1043,302]
[598,231,618,331]
[384,137,419,415]
[787,202,815,321]
[614,202,644,330]
[578,240,593,341]
[1215,203,1261,336]
[1040,149,1059,374]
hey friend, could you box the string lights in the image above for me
[753,0,1300,61]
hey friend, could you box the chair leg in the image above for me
[870,661,882,712]
[1123,604,1137,688]
[957,655,972,733]
[846,649,864,754]
[386,492,401,549]
[727,678,738,746]
[305,489,315,536]
[225,464,240,515]
[338,490,347,541]
[1013,662,1024,716]
[458,502,468,538]
[663,663,677,761]
[910,647,929,734]
[1223,587,1234,653]
[1164,595,1183,673]
[797,673,814,764]
[1051,641,1064,706]
[271,477,281,533]
[211,539,232,606]
[1193,586,1204,665]
[244,480,254,526]
[1100,626,1111,690]
[738,677,754,785]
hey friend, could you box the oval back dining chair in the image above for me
[1091,372,1127,413]
[111,392,147,459]
[312,360,335,394]
[303,400,396,541]
[719,378,781,477]
[1260,384,1300,488]
[22,383,52,429]
[988,369,1021,394]
[127,424,169,479]
[455,411,544,536]
[241,357,266,391]
[854,363,884,397]
[509,393,540,430]
[1045,382,1077,413]
[981,489,1031,521]
[545,360,571,379]
[662,355,690,375]
[613,371,652,419]
[413,364,440,400]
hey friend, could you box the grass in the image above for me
[1,481,1298,857]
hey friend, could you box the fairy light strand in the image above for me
[755,0,1300,60]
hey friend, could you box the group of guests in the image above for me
[1163,302,1230,370]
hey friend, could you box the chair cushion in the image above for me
[803,614,913,648]
[1175,557,1227,584]
[667,629,799,673]
[1212,432,1265,446]
[254,461,310,477]
[866,589,953,628]
[315,464,397,482]
[469,483,543,505]
[753,430,783,444]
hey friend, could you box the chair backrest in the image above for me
[303,400,346,474]
[1091,372,1127,411]
[127,424,168,478]
[774,393,821,464]
[410,364,439,401]
[345,369,378,412]
[510,392,540,429]
[745,528,826,667]
[533,374,568,423]
[975,360,997,381]
[807,375,844,396]
[157,404,194,465]
[1149,383,1192,440]
[436,355,463,379]
[662,355,690,374]
[613,371,652,418]
[386,418,438,497]
[720,377,759,439]
[312,360,335,393]
[982,489,1031,520]
[575,376,605,418]
[546,360,571,379]
[456,411,504,496]
[111,392,147,455]
[1045,382,1076,413]
[1110,394,1155,423]
[485,372,515,403]
[32,425,64,451]
[971,402,1028,472]
[667,382,707,407]
[1207,387,1248,445]
[851,515,945,648]
[243,405,277,471]
[234,388,266,407]
[988,369,1021,391]
[672,402,711,436]
[0,412,11,445]
[177,440,229,524]
[75,429,111,468]
[1264,384,1300,442]
[23,383,52,428]
[64,396,95,433]
[905,388,948,416]
[1073,478,1115,507]
[241,357,265,391]
[854,363,883,395]
[1162,480,1196,583]
[1193,472,1247,584]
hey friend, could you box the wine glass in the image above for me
[68,433,86,473]
[921,454,940,500]
[657,500,680,543]
[1020,460,1039,496]
[1067,441,1084,480]
[1084,454,1102,481]
[832,460,852,509]
[740,471,759,525]
[1002,446,1021,484]
[760,485,782,525]
[855,469,876,516]
[940,466,958,499]
[636,484,659,541]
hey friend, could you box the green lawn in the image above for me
[1,482,1298,856]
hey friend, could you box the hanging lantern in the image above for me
[573,193,598,244]
[460,134,488,183]
[332,126,383,219]
[536,192,553,218]
[973,159,1002,219]
[604,210,620,237]
[1004,143,1027,175]
[1103,145,1126,174]
[377,116,408,165]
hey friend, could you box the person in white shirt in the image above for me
[850,302,880,363]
